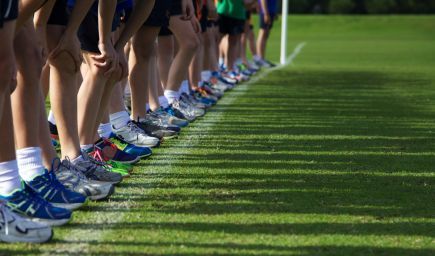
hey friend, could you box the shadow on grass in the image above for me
[4,69,433,255]
[42,240,435,256]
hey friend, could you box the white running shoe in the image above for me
[112,121,160,148]
[56,159,115,201]
[0,202,52,243]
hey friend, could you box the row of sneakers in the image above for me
[0,66,261,243]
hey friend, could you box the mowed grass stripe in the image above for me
[34,43,306,255]
[1,16,434,255]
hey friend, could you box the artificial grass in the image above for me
[1,15,435,255]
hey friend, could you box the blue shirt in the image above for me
[258,0,277,15]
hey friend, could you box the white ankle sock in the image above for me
[180,80,190,94]
[219,57,224,66]
[98,123,112,139]
[159,96,169,108]
[16,147,45,182]
[201,70,212,82]
[124,83,131,97]
[0,160,22,195]
[110,111,131,130]
[164,90,179,105]
[146,104,150,112]
[48,110,56,125]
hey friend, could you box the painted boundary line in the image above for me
[41,42,307,254]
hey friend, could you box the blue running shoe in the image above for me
[107,133,152,159]
[94,138,140,164]
[27,168,86,211]
[0,186,72,226]
[164,106,189,122]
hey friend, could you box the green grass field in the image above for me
[2,15,435,255]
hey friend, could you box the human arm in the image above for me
[259,0,270,24]
[92,0,118,75]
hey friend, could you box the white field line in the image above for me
[42,42,306,254]
[286,42,306,66]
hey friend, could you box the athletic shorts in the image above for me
[159,26,172,36]
[47,0,69,26]
[121,7,132,23]
[144,0,171,27]
[0,0,18,28]
[199,5,208,33]
[218,14,244,35]
[169,0,182,16]
[77,6,122,53]
[246,10,251,20]
[206,19,218,28]
[259,13,276,30]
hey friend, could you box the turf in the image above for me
[2,15,435,255]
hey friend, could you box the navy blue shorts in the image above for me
[47,0,69,26]
[218,15,244,35]
[144,0,171,27]
[259,13,276,30]
[169,0,182,16]
[199,5,208,33]
[158,26,172,36]
[74,1,122,53]
[0,0,18,28]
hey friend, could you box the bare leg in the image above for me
[12,20,57,170]
[189,33,203,88]
[166,15,200,91]
[12,21,44,150]
[0,21,18,186]
[77,52,113,145]
[206,26,219,72]
[241,21,251,64]
[247,26,257,57]
[148,44,160,111]
[157,35,174,89]
[47,25,82,159]
[109,82,127,114]
[227,34,241,71]
[129,25,160,119]
[0,97,16,162]
[257,28,270,59]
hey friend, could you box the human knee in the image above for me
[181,36,200,54]
[132,40,155,60]
[49,51,80,75]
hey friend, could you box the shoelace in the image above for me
[18,187,48,214]
[48,158,70,193]
[90,149,107,163]
[127,121,147,136]
[81,153,107,174]
[62,157,87,181]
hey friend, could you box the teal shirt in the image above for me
[217,0,246,20]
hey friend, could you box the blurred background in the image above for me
[279,0,435,14]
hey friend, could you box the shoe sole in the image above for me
[138,152,152,159]
[112,156,140,165]
[0,230,53,243]
[51,201,86,211]
[162,134,179,140]
[28,216,72,227]
[88,184,115,201]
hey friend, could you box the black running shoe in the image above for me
[133,118,178,140]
